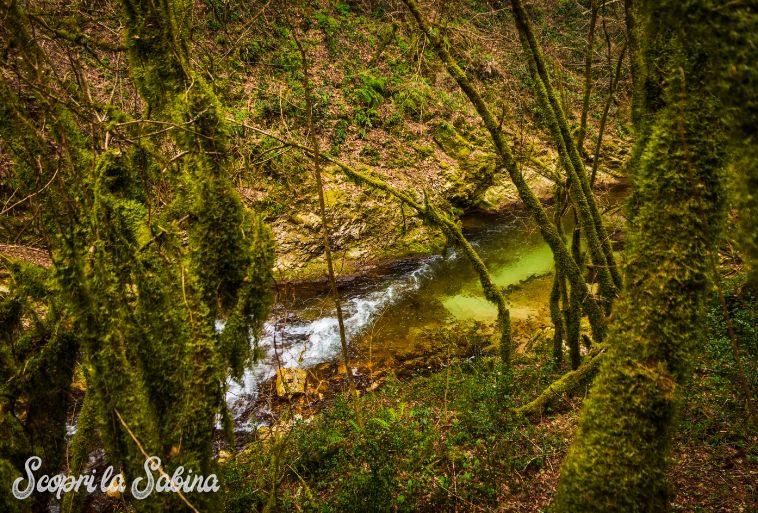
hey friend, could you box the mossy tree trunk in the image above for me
[590,34,628,187]
[0,0,274,510]
[402,0,608,346]
[120,0,276,483]
[577,0,600,154]
[552,1,755,510]
[511,0,622,309]
[549,188,568,366]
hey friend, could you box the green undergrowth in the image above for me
[223,338,575,513]
[222,273,757,513]
[670,276,758,510]
[678,277,757,447]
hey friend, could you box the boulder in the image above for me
[432,120,497,208]
[217,450,232,464]
[291,212,322,231]
[275,368,308,398]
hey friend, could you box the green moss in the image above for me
[1,1,277,508]
[432,120,473,160]
[551,1,745,509]
[392,78,436,121]
[431,120,498,208]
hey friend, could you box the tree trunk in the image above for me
[291,19,357,392]
[551,1,754,509]
[511,0,622,307]
[577,0,600,153]
[402,0,608,344]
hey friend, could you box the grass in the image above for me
[222,274,757,512]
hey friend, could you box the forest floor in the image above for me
[221,273,758,513]
[200,0,634,283]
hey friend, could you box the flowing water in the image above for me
[226,207,570,422]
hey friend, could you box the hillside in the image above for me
[183,0,632,278]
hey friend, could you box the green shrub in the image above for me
[314,11,340,57]
[392,78,436,121]
[352,73,387,108]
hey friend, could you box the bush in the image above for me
[392,78,436,121]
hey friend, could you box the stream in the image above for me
[226,206,572,425]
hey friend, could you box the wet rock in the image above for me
[217,449,232,464]
[291,212,322,231]
[104,474,125,498]
[276,368,308,398]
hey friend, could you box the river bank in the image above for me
[223,273,758,512]
[224,180,629,436]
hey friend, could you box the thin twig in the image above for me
[0,157,60,215]
[113,409,202,513]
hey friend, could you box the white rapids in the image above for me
[224,254,447,424]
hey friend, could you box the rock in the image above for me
[291,212,322,231]
[238,188,267,204]
[257,425,272,440]
[217,450,232,464]
[276,368,308,398]
[345,248,368,259]
[257,425,286,443]
[432,120,498,207]
[333,219,363,241]
[482,183,518,209]
[257,417,301,443]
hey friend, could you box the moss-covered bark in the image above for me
[511,0,621,306]
[402,0,607,345]
[1,0,274,509]
[550,191,568,366]
[577,0,600,154]
[551,1,755,510]
[516,344,608,417]
[590,38,628,186]
[716,10,758,288]
[0,262,79,513]
[118,0,276,481]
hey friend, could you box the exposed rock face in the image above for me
[266,181,445,278]
[432,120,497,208]
[275,368,308,398]
[291,212,322,231]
